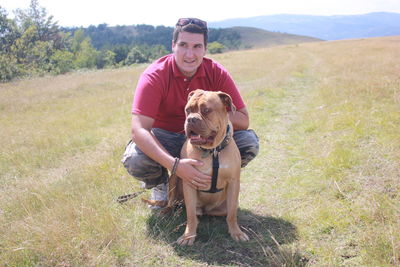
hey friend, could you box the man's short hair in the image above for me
[173,18,208,47]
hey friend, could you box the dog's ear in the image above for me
[188,91,196,101]
[218,92,236,113]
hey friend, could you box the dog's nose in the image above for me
[187,117,200,124]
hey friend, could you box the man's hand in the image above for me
[175,159,211,190]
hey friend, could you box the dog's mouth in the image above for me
[187,130,216,146]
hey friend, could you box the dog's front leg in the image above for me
[177,182,198,246]
[226,177,249,242]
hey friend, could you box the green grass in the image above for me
[1,37,399,266]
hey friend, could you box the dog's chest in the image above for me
[182,139,240,188]
[200,160,232,176]
[200,150,239,189]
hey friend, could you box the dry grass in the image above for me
[0,36,399,266]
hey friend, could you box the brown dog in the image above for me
[168,89,249,246]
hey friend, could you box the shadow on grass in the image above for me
[146,207,308,266]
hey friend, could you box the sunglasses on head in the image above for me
[176,18,207,29]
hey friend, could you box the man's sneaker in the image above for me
[148,183,168,209]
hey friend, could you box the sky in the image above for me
[1,0,400,27]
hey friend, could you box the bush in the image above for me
[208,41,225,54]
[50,50,75,74]
[125,46,147,65]
[0,53,20,82]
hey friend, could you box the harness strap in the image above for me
[200,150,223,193]
[198,124,232,194]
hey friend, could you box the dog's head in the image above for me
[184,89,235,149]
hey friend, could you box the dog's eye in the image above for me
[185,108,191,114]
[202,108,211,115]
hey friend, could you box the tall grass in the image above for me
[1,36,399,266]
[233,37,400,266]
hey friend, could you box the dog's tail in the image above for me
[140,174,179,212]
[139,173,183,214]
[141,198,168,207]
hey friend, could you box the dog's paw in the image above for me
[230,230,250,242]
[177,234,197,246]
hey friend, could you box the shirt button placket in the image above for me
[184,77,190,91]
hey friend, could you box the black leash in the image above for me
[117,189,145,204]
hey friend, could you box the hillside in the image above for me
[231,26,321,48]
[209,12,400,40]
[0,36,399,266]
[76,24,321,51]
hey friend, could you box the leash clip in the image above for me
[213,149,219,158]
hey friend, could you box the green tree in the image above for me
[103,50,116,67]
[71,29,85,53]
[125,46,147,65]
[14,0,59,43]
[74,38,98,69]
[1,0,76,80]
[50,50,74,74]
[149,45,168,60]
[70,29,98,69]
[0,6,20,81]
[96,49,116,68]
[12,25,38,65]
[111,44,130,64]
[208,41,225,54]
[0,6,19,53]
[0,52,20,82]
[29,40,54,73]
[209,28,241,50]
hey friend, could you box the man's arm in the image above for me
[131,114,211,189]
[131,114,174,170]
[229,107,249,130]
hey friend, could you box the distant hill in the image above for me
[71,24,321,52]
[231,26,321,49]
[209,12,400,40]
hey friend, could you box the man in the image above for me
[122,18,259,207]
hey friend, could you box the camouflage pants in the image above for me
[122,128,259,189]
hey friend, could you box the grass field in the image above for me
[0,36,399,266]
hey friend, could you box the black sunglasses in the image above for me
[176,18,208,29]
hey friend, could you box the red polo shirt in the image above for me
[132,54,245,133]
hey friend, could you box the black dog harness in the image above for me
[199,125,232,193]
[116,125,233,203]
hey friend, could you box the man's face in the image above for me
[172,31,206,77]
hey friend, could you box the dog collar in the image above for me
[198,124,232,156]
[199,124,232,194]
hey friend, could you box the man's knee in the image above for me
[122,141,168,188]
[123,154,159,178]
[233,130,260,167]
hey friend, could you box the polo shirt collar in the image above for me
[171,55,206,79]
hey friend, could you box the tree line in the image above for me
[0,0,242,82]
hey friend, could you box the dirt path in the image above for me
[240,49,317,216]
